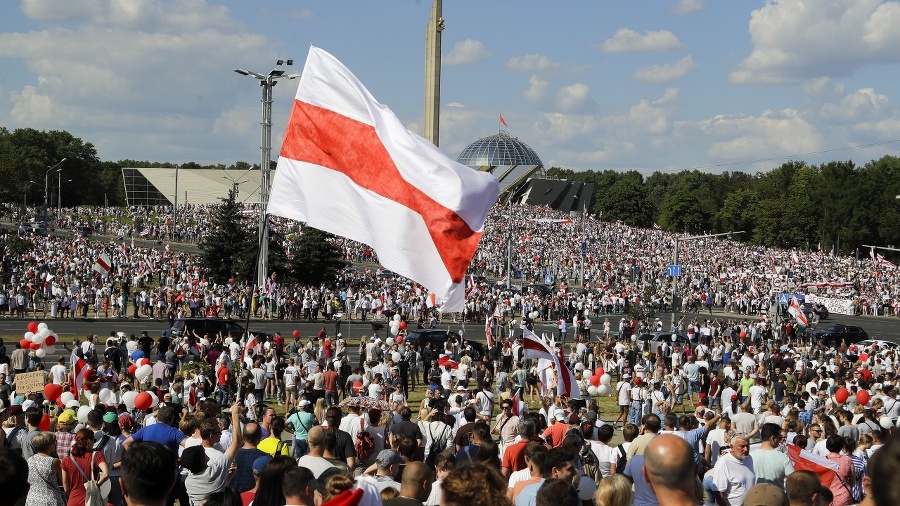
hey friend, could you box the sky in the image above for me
[3,0,900,176]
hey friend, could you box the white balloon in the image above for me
[390,327,399,336]
[597,384,612,396]
[122,391,138,410]
[135,364,153,380]
[600,373,612,386]
[99,388,112,403]
[59,392,75,406]
[38,328,50,340]
[393,314,402,322]
[386,338,395,347]
[631,334,637,342]
[391,352,401,363]
[35,348,46,358]
[77,405,92,423]
[32,333,46,345]
[148,391,160,408]
[44,345,56,354]
[24,331,34,341]
[587,385,599,396]
[38,322,48,331]
[881,416,893,429]
[574,363,585,372]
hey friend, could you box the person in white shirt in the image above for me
[712,435,755,506]
[49,357,68,385]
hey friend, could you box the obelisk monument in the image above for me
[423,0,443,146]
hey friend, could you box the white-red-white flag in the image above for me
[485,315,494,348]
[267,47,498,312]
[522,327,580,398]
[72,358,88,395]
[786,444,837,486]
[92,252,112,277]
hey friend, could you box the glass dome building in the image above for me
[456,131,545,197]
[456,131,543,167]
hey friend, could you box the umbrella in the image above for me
[339,396,391,411]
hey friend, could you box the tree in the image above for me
[199,190,255,283]
[288,226,346,287]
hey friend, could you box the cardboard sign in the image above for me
[15,371,45,395]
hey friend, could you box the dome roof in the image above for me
[456,131,543,167]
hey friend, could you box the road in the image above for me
[4,309,900,365]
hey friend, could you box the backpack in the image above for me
[355,418,375,462]
[615,444,627,474]
[425,423,449,468]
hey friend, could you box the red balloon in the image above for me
[857,390,871,406]
[395,336,404,345]
[595,367,604,377]
[134,392,152,410]
[39,413,50,431]
[399,321,407,330]
[128,364,137,376]
[19,339,30,349]
[292,330,300,338]
[590,375,600,387]
[739,331,747,339]
[27,321,38,333]
[30,342,41,350]
[860,353,869,362]
[835,387,849,404]
[44,383,63,401]
[45,335,56,346]
[353,381,363,394]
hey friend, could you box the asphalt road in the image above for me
[4,309,900,365]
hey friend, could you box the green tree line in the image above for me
[548,157,900,255]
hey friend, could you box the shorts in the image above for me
[265,372,275,380]
[619,404,628,413]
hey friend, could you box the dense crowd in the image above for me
[2,297,900,506]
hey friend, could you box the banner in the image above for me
[806,295,855,315]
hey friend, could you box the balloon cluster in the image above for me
[127,358,153,381]
[586,367,613,396]
[527,311,539,321]
[20,321,58,359]
[834,387,870,406]
[388,314,406,343]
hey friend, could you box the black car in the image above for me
[404,328,487,361]
[75,225,93,237]
[812,324,868,345]
[164,317,260,339]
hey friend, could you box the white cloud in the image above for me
[632,55,697,83]
[444,39,491,66]
[594,29,683,53]
[820,88,890,122]
[506,54,561,73]
[683,109,823,159]
[672,0,705,15]
[523,75,548,102]
[556,83,595,112]
[447,102,465,108]
[730,0,900,84]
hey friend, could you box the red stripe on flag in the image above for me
[96,257,110,272]
[280,101,480,283]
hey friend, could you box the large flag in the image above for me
[72,358,88,395]
[92,252,112,277]
[786,444,837,486]
[268,47,498,312]
[522,327,580,398]
[788,296,809,328]
[485,315,494,348]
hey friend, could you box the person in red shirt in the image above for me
[322,363,340,406]
[542,409,570,447]
[501,419,541,478]
[216,358,230,406]
[272,332,284,354]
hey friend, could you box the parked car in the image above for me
[855,339,899,351]
[811,324,868,346]
[404,328,487,361]
[74,225,93,237]
[636,332,691,354]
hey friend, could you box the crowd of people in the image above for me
[1,298,900,506]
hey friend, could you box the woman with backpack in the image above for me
[61,429,109,506]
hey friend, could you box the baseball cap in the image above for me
[622,373,631,379]
[298,399,311,408]
[731,394,739,401]
[554,409,567,421]
[252,455,271,476]
[585,410,598,422]
[66,400,81,409]
[8,405,22,416]
[376,449,405,468]
[336,333,342,337]
[58,410,77,425]
[743,483,787,506]
[103,412,117,424]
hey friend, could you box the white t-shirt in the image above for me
[712,453,755,506]
[589,441,618,477]
[617,381,631,406]
[50,364,68,384]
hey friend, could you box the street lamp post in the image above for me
[669,230,744,329]
[44,158,66,223]
[234,60,300,286]
[58,176,72,215]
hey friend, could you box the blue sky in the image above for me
[3,0,900,175]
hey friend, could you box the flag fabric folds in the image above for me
[485,315,494,348]
[788,295,809,328]
[93,252,112,277]
[267,47,499,312]
[499,114,508,128]
[521,327,580,399]
[786,444,837,486]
